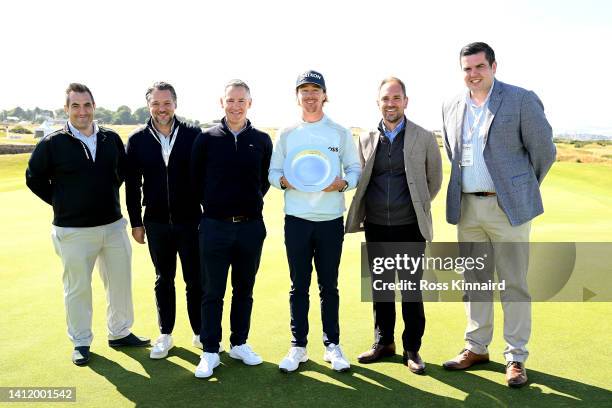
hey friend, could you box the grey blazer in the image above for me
[442,80,556,226]
[345,119,442,242]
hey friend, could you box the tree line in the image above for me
[1,106,202,127]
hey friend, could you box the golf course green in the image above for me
[1,151,610,407]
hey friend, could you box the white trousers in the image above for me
[458,194,531,363]
[51,218,134,347]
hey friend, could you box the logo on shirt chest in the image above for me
[328,146,339,153]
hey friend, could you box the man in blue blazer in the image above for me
[441,42,556,388]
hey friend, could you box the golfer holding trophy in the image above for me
[269,70,361,373]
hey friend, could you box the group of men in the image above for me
[26,42,556,388]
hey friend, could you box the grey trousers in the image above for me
[457,194,531,363]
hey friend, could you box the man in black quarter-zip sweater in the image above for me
[26,83,149,367]
[125,82,203,360]
[191,79,272,378]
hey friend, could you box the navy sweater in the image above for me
[191,119,272,219]
[125,118,202,227]
[25,124,126,227]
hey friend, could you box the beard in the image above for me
[154,114,172,126]
[384,111,402,124]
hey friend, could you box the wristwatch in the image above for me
[339,180,349,192]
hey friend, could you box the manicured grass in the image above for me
[0,153,610,407]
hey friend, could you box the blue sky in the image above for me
[2,0,611,134]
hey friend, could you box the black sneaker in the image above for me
[108,333,150,348]
[72,346,90,366]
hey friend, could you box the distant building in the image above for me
[35,120,60,138]
[49,118,66,126]
[35,114,53,123]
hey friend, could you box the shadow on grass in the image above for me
[427,361,611,406]
[87,349,610,407]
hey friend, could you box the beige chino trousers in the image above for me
[51,218,134,347]
[458,193,531,363]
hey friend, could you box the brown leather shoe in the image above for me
[506,361,528,388]
[442,349,489,370]
[357,343,396,363]
[403,351,425,374]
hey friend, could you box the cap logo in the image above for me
[302,72,322,80]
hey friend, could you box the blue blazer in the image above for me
[442,80,556,226]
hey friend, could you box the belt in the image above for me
[468,192,497,197]
[220,215,252,223]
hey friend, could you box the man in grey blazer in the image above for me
[441,42,556,387]
[346,77,442,374]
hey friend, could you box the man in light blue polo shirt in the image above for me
[269,70,361,373]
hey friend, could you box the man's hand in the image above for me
[323,176,348,192]
[132,226,146,244]
[280,176,295,190]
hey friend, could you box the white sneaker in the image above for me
[150,334,174,359]
[323,343,350,372]
[229,343,263,366]
[279,347,308,373]
[192,335,224,353]
[194,352,220,378]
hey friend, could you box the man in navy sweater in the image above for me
[191,79,272,378]
[125,82,203,360]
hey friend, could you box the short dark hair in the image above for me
[460,42,496,66]
[378,77,406,97]
[224,79,251,98]
[146,82,177,103]
[65,83,95,106]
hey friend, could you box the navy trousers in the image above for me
[144,221,201,335]
[199,217,266,353]
[284,215,344,347]
[364,221,426,352]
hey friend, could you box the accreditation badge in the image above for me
[461,143,473,167]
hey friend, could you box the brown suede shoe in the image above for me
[506,361,528,388]
[442,349,490,370]
[403,351,426,374]
[357,343,396,363]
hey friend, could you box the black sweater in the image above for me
[25,124,126,227]
[125,118,202,227]
[365,121,416,226]
[191,119,272,219]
